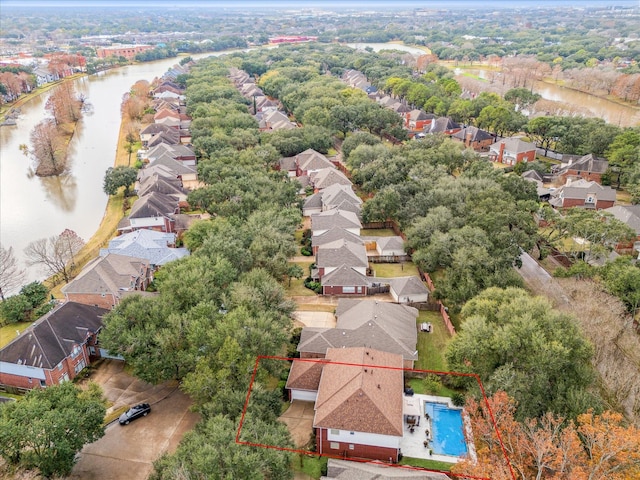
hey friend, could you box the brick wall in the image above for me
[65,292,116,310]
[317,428,399,462]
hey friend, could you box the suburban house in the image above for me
[145,143,197,166]
[488,137,536,165]
[522,171,553,201]
[61,253,152,309]
[451,126,494,151]
[257,110,296,131]
[296,299,419,369]
[140,123,179,146]
[286,347,404,462]
[295,149,336,176]
[312,227,364,255]
[556,153,609,185]
[146,155,198,187]
[0,302,108,391]
[605,205,640,240]
[310,168,353,191]
[315,239,369,279]
[549,178,616,210]
[405,110,435,131]
[136,174,187,200]
[99,229,189,270]
[303,184,362,216]
[429,117,461,135]
[311,209,362,237]
[321,264,371,296]
[120,191,181,233]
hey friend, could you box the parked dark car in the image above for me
[119,403,151,425]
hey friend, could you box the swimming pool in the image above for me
[424,402,468,457]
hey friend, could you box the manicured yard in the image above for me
[285,261,315,297]
[399,456,452,472]
[414,311,452,372]
[0,321,33,349]
[291,454,328,479]
[408,310,457,397]
[361,228,397,237]
[371,262,419,278]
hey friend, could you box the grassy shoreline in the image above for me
[48,115,132,299]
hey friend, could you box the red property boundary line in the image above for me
[236,355,517,480]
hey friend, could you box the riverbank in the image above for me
[448,62,640,115]
[0,73,86,123]
[48,115,132,299]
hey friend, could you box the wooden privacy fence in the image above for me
[421,271,456,336]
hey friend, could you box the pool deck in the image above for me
[400,394,472,463]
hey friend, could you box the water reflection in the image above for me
[39,173,78,212]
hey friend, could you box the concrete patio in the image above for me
[399,394,468,463]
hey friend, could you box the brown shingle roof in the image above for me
[286,358,325,391]
[314,347,404,436]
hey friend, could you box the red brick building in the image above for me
[489,137,537,165]
[0,302,108,392]
[96,45,153,60]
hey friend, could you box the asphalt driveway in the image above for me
[68,360,199,480]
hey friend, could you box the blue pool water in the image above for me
[424,402,468,457]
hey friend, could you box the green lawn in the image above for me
[291,454,328,479]
[285,261,316,297]
[361,228,397,237]
[408,310,457,397]
[0,321,33,349]
[399,456,453,472]
[414,311,452,372]
[371,262,419,278]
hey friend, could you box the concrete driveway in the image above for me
[68,360,199,480]
[293,311,336,328]
[279,401,315,448]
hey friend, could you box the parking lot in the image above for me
[68,360,199,480]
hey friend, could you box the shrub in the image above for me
[20,281,49,308]
[301,246,312,256]
[0,294,32,324]
[451,392,465,407]
[34,301,55,318]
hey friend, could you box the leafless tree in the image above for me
[0,244,26,301]
[46,82,82,125]
[30,119,67,176]
[24,229,84,284]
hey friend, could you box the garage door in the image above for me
[291,389,317,402]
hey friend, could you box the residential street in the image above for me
[68,361,199,480]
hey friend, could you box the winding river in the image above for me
[0,53,220,289]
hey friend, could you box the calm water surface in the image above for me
[0,53,221,289]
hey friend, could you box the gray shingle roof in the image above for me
[322,458,450,479]
[128,191,179,219]
[62,254,149,296]
[321,264,370,287]
[604,205,640,235]
[312,227,364,249]
[311,210,361,233]
[0,302,108,370]
[561,153,609,174]
[298,299,418,362]
[100,229,189,267]
[317,240,368,269]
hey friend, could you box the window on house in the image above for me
[349,444,355,450]
[57,363,63,371]
[586,196,595,203]
[330,442,340,450]
[350,431,355,435]
[343,286,355,294]
[28,377,32,383]
[330,429,340,435]
[40,380,46,387]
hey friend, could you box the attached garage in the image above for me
[290,389,318,402]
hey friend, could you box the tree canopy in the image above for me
[0,382,106,477]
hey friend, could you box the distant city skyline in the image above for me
[2,0,639,9]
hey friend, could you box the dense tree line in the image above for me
[100,55,301,478]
